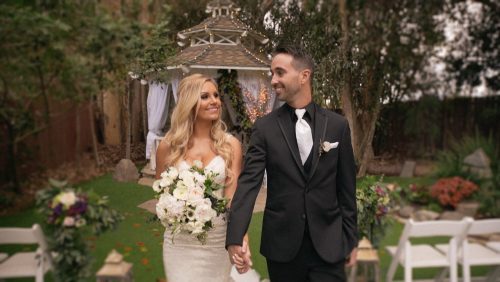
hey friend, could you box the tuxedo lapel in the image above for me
[308,105,328,182]
[276,106,307,179]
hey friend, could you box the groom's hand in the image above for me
[228,244,250,274]
[345,247,358,267]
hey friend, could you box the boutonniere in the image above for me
[319,140,339,157]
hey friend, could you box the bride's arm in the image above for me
[224,135,242,202]
[155,139,171,179]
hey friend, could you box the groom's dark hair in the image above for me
[273,44,315,83]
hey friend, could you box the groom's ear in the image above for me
[300,69,312,85]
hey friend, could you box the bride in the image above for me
[155,74,251,281]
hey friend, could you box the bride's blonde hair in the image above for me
[163,73,234,185]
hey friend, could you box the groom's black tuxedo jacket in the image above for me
[226,103,358,264]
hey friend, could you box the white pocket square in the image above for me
[322,141,338,152]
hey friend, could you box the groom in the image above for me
[226,44,358,281]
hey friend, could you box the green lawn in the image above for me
[0,174,268,281]
[0,174,495,281]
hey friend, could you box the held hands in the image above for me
[228,238,252,274]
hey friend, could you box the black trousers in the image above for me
[266,229,346,282]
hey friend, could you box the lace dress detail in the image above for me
[163,156,233,282]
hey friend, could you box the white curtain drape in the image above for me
[146,82,169,160]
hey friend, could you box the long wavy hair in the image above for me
[163,73,234,185]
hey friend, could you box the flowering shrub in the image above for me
[36,179,123,282]
[406,183,432,205]
[356,176,393,246]
[153,160,228,244]
[430,176,479,208]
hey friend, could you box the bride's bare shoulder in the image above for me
[155,138,171,177]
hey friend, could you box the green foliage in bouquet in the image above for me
[36,179,123,282]
[356,176,394,247]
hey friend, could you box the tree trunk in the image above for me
[5,121,21,194]
[338,0,380,177]
[75,104,81,172]
[88,101,102,166]
[126,78,131,160]
[141,83,148,141]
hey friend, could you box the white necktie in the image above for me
[295,109,313,164]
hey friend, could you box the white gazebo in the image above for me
[146,0,276,170]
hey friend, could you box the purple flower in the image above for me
[68,200,87,216]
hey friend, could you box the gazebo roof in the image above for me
[165,0,269,71]
[177,16,268,44]
[165,44,270,71]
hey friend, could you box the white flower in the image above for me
[186,221,205,234]
[213,189,224,199]
[63,216,75,227]
[57,191,77,207]
[167,167,179,179]
[194,202,216,223]
[194,172,206,184]
[152,180,163,193]
[75,218,86,227]
[179,170,196,188]
[187,186,204,204]
[193,160,203,168]
[173,184,188,201]
[159,177,172,188]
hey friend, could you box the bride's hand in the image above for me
[240,237,253,271]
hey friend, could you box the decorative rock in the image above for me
[138,177,155,187]
[399,205,416,218]
[137,199,157,215]
[96,249,133,282]
[439,211,465,221]
[113,159,139,182]
[456,201,480,217]
[463,148,493,178]
[400,160,416,178]
[412,210,440,221]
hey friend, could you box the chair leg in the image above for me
[386,258,398,282]
[404,266,412,282]
[463,263,471,282]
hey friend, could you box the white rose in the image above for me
[194,172,206,185]
[160,177,172,188]
[152,180,163,193]
[167,167,179,179]
[58,191,77,207]
[194,203,216,223]
[63,216,75,227]
[173,183,189,201]
[179,169,193,181]
[187,186,204,204]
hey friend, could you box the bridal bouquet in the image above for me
[153,160,228,244]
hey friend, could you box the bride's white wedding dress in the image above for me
[163,156,233,282]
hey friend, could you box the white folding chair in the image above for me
[386,217,472,282]
[486,241,500,253]
[0,224,52,282]
[436,218,500,282]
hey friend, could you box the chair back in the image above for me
[407,217,473,238]
[0,225,39,244]
[467,218,500,236]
